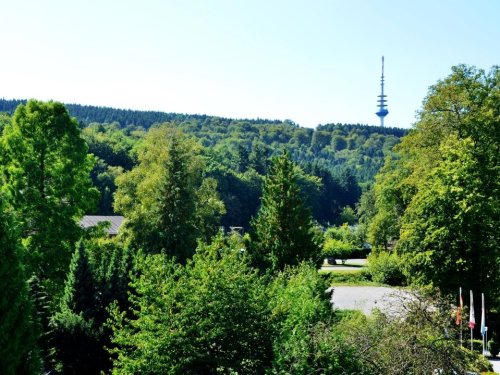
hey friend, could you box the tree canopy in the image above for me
[368,65,500,299]
[0,100,98,290]
[248,151,322,272]
[114,124,224,262]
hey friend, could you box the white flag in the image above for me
[469,290,475,329]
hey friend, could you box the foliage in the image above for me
[488,336,499,357]
[267,263,367,374]
[114,124,225,261]
[248,151,322,272]
[110,234,272,374]
[367,251,405,286]
[368,65,500,299]
[321,269,373,286]
[0,196,40,375]
[322,224,359,264]
[50,239,133,374]
[82,122,145,214]
[0,100,98,292]
[337,290,493,374]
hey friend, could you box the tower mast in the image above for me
[375,56,389,127]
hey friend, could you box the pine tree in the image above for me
[249,151,321,272]
[51,242,105,374]
[0,197,40,375]
[114,124,224,263]
[59,242,97,321]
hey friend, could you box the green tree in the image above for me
[50,240,132,375]
[322,224,358,264]
[110,234,272,374]
[369,65,500,298]
[114,124,224,262]
[248,151,321,272]
[267,263,329,373]
[0,196,40,375]
[0,100,98,290]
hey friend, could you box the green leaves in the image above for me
[110,235,272,374]
[249,151,322,272]
[0,100,98,290]
[114,124,225,262]
[368,65,500,298]
[0,197,40,374]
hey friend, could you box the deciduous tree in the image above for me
[0,100,98,289]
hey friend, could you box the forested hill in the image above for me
[0,98,286,128]
[0,98,408,183]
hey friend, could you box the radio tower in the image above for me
[375,56,388,127]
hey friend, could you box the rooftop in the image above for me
[80,215,124,235]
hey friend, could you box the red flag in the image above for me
[469,290,476,329]
[456,287,463,325]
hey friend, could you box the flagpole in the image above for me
[459,287,463,346]
[471,326,473,351]
[470,290,475,351]
[481,293,485,354]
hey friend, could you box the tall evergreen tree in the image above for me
[0,197,40,375]
[50,242,112,374]
[248,151,321,272]
[114,124,224,262]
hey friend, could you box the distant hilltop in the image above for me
[0,98,407,135]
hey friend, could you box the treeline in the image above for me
[0,98,407,184]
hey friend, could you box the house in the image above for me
[80,215,125,236]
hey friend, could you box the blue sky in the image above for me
[1,0,499,128]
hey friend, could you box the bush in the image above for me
[366,252,405,286]
[322,239,354,264]
[488,338,499,357]
[321,270,372,285]
[471,339,484,353]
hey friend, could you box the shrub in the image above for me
[321,270,372,285]
[366,252,405,286]
[322,238,354,264]
[488,338,499,357]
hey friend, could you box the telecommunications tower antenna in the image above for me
[375,56,388,127]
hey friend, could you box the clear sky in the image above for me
[1,0,499,128]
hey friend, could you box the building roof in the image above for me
[80,215,125,235]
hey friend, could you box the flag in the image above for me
[469,290,475,329]
[480,293,486,336]
[456,287,463,325]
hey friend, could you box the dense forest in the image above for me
[1,98,407,229]
[0,64,498,375]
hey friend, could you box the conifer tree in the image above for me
[114,124,224,262]
[0,197,40,375]
[51,242,105,374]
[59,242,97,320]
[249,151,321,272]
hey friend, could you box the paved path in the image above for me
[489,358,500,373]
[329,285,406,315]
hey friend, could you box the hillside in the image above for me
[0,98,407,183]
[1,99,408,226]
